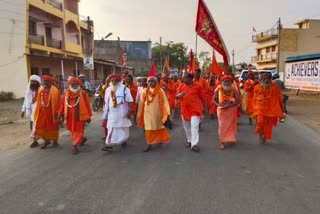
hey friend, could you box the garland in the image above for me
[145,85,160,105]
[219,85,234,103]
[110,90,117,108]
[41,89,51,108]
[65,88,81,108]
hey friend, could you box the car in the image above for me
[238,69,272,82]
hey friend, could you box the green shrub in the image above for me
[0,91,15,101]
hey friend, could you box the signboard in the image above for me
[284,58,320,91]
[83,55,94,70]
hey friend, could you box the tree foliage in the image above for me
[152,41,190,71]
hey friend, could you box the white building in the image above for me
[0,0,28,98]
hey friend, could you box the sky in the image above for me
[79,0,320,65]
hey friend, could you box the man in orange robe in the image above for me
[159,72,176,124]
[206,75,218,119]
[244,71,259,125]
[176,72,205,152]
[213,75,240,150]
[253,73,285,144]
[125,74,138,123]
[33,75,61,149]
[137,76,171,152]
[58,77,92,154]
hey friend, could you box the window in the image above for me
[29,20,36,35]
[272,46,276,52]
[31,67,38,75]
[42,68,50,76]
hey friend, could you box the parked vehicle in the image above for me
[92,91,104,112]
[238,69,273,82]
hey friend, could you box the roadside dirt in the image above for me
[0,90,319,152]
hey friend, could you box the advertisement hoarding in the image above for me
[284,58,320,91]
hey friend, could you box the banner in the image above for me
[83,55,94,70]
[285,58,320,91]
[210,51,222,77]
[164,56,171,71]
[195,0,229,72]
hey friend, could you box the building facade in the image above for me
[0,0,95,98]
[251,19,320,74]
[94,40,152,77]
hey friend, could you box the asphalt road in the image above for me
[0,113,320,214]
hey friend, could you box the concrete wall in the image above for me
[0,0,28,98]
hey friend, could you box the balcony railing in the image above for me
[46,37,62,49]
[255,53,277,62]
[29,33,44,46]
[252,28,278,42]
[47,0,62,11]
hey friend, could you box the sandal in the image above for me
[72,146,79,155]
[143,145,152,152]
[30,141,39,148]
[79,137,87,146]
[101,145,113,152]
[191,145,200,152]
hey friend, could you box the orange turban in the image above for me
[42,75,54,83]
[68,77,81,85]
[161,72,168,78]
[221,75,233,82]
[109,73,122,82]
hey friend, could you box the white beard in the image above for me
[110,82,119,92]
[69,86,80,93]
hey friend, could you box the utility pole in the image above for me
[232,49,235,74]
[87,16,92,80]
[276,17,281,74]
[160,36,162,71]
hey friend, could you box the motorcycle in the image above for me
[92,91,103,112]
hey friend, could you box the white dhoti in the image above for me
[103,84,133,146]
[181,115,200,147]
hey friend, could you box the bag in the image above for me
[163,118,172,130]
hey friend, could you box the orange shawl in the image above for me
[137,85,169,128]
[33,86,60,123]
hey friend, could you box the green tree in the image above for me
[198,51,211,73]
[152,41,189,72]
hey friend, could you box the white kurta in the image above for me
[102,84,133,145]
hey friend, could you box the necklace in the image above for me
[41,89,51,107]
[146,86,160,105]
[111,90,117,108]
[65,89,81,108]
[220,85,234,103]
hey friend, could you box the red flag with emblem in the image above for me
[195,0,229,73]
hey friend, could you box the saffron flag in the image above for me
[164,56,171,71]
[195,0,229,73]
[210,51,223,78]
[148,64,156,77]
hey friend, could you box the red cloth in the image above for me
[160,80,176,110]
[59,90,92,145]
[109,73,122,82]
[42,75,54,83]
[177,82,204,121]
[68,77,81,84]
[206,84,217,115]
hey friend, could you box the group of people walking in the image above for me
[21,68,286,155]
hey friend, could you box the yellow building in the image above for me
[26,0,94,89]
[251,19,320,73]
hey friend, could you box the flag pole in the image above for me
[195,34,198,56]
